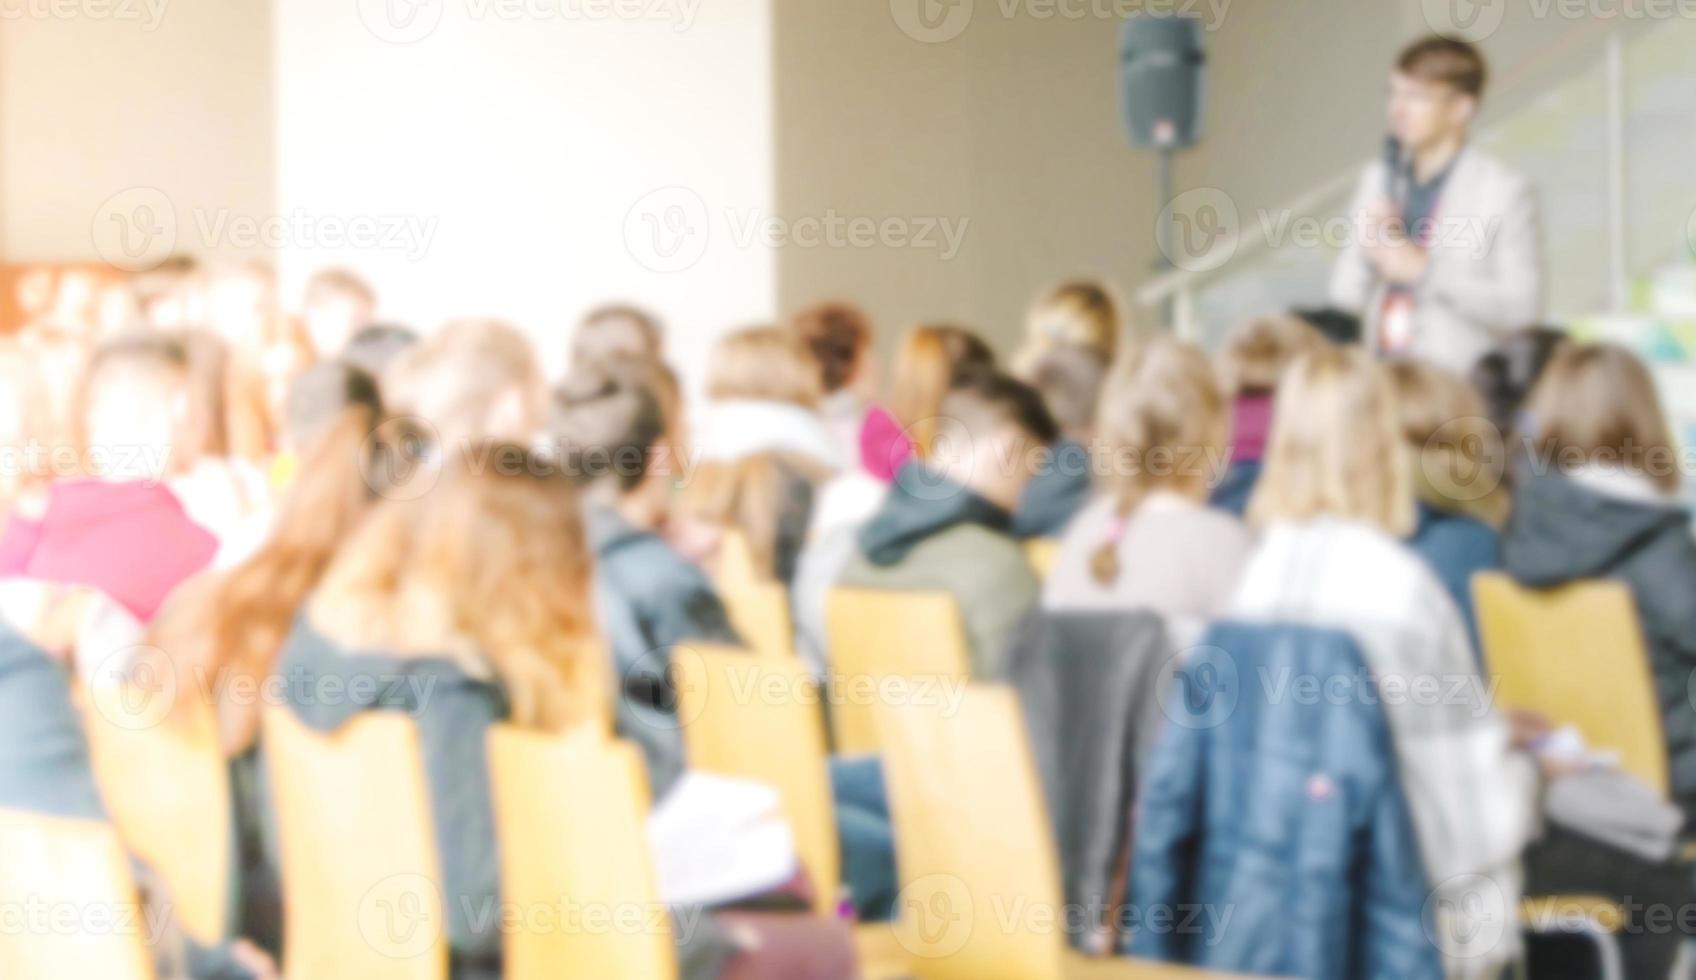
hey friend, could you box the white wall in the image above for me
[272,0,774,378]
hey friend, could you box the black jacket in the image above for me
[1500,471,1696,809]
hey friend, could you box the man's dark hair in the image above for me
[1397,35,1488,99]
[548,363,664,493]
[942,369,1061,447]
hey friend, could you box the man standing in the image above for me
[1331,36,1544,374]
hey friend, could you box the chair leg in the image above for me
[1535,914,1624,980]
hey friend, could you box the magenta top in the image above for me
[1230,394,1276,464]
[858,405,914,482]
[0,480,218,622]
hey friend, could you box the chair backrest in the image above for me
[716,529,766,591]
[719,580,797,660]
[1474,572,1668,794]
[262,707,446,980]
[82,679,231,945]
[673,645,838,915]
[877,685,1067,980]
[825,588,970,754]
[1023,539,1060,579]
[0,807,155,980]
[486,728,677,980]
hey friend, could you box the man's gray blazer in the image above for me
[1329,146,1545,374]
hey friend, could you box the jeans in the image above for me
[829,755,896,921]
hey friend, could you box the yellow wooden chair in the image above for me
[673,646,839,915]
[875,686,1259,980]
[486,727,677,980]
[1024,538,1061,579]
[262,707,446,980]
[716,528,766,593]
[1474,571,1662,980]
[825,588,970,755]
[720,580,798,660]
[83,680,231,945]
[1474,572,1666,791]
[0,807,155,979]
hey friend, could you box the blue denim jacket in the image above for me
[1127,621,1440,980]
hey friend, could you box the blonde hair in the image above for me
[677,452,832,581]
[1388,359,1506,525]
[1248,346,1415,537]
[309,447,608,731]
[1526,343,1679,496]
[1218,314,1325,397]
[1014,280,1122,375]
[705,326,822,408]
[149,406,387,752]
[887,324,995,459]
[1091,338,1228,584]
[385,318,546,448]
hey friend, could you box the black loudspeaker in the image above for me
[1119,18,1206,150]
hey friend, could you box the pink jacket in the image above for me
[0,480,217,623]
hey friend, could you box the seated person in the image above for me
[1044,337,1251,635]
[0,333,216,624]
[1208,314,1324,516]
[1387,359,1503,650]
[1012,343,1105,538]
[548,363,739,764]
[1227,345,1533,978]
[1502,343,1696,825]
[570,302,665,367]
[266,450,733,980]
[298,267,376,361]
[836,371,1057,676]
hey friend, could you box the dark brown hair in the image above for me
[790,301,871,394]
[1397,35,1488,99]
